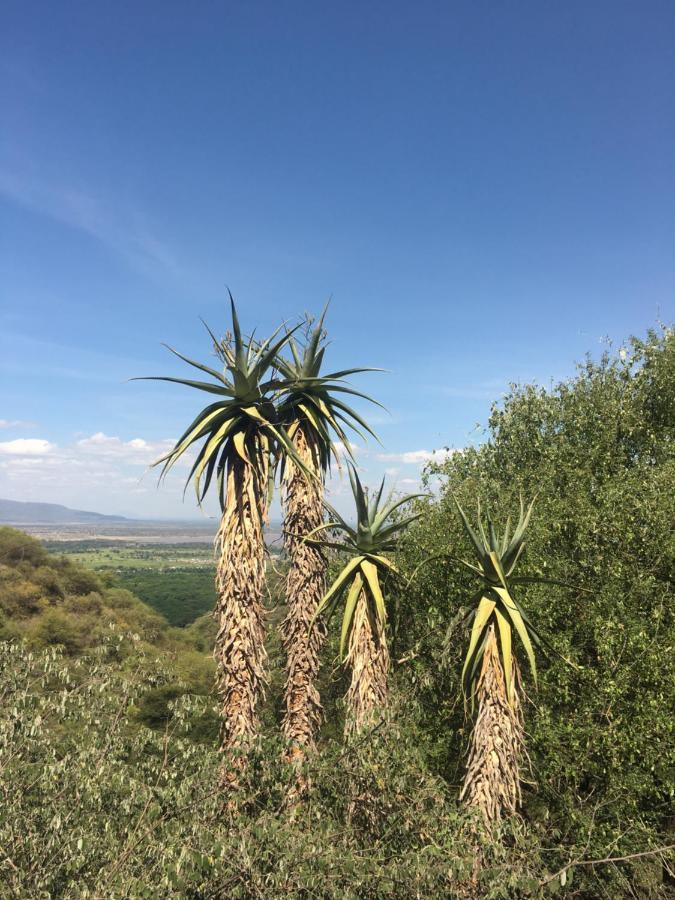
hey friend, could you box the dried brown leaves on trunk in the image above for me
[460,622,524,830]
[280,423,327,762]
[345,589,390,738]
[214,449,268,784]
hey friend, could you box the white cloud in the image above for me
[0,438,54,456]
[75,432,174,464]
[0,433,186,500]
[0,428,217,517]
[333,440,361,458]
[0,429,454,520]
[376,448,456,465]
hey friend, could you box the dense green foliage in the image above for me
[1,638,575,899]
[43,540,218,626]
[0,328,673,897]
[394,326,675,895]
[116,569,216,627]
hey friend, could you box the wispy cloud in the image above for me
[361,411,397,427]
[0,428,206,517]
[376,448,456,465]
[0,331,153,384]
[440,379,508,400]
[0,419,36,429]
[0,169,179,275]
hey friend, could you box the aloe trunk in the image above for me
[344,587,390,738]
[280,422,327,761]
[460,622,523,828]
[214,449,269,781]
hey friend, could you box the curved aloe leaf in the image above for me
[313,556,366,623]
[461,594,496,695]
[340,572,363,658]
[361,559,386,626]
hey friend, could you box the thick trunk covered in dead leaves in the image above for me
[460,622,524,830]
[280,423,327,761]
[345,589,389,738]
[214,449,268,780]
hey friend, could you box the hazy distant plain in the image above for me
[18,519,284,547]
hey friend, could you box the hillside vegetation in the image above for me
[0,528,217,727]
[41,540,217,626]
[0,328,673,898]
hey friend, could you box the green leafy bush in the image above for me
[31,609,84,655]
[394,326,675,895]
[0,526,49,566]
[0,641,554,898]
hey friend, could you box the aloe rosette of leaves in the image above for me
[274,310,382,762]
[135,297,308,775]
[307,465,423,737]
[453,495,549,829]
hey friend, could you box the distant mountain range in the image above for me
[0,499,129,525]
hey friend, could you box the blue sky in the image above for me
[1,0,673,518]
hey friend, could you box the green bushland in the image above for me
[0,326,673,897]
[0,527,217,733]
[393,326,674,895]
[42,541,217,626]
[0,639,514,898]
[116,568,216,626]
[45,540,282,627]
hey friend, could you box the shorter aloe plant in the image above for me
[308,465,423,736]
[453,495,555,829]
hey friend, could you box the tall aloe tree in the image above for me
[274,310,381,762]
[136,297,306,774]
[308,466,423,736]
[453,496,547,829]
